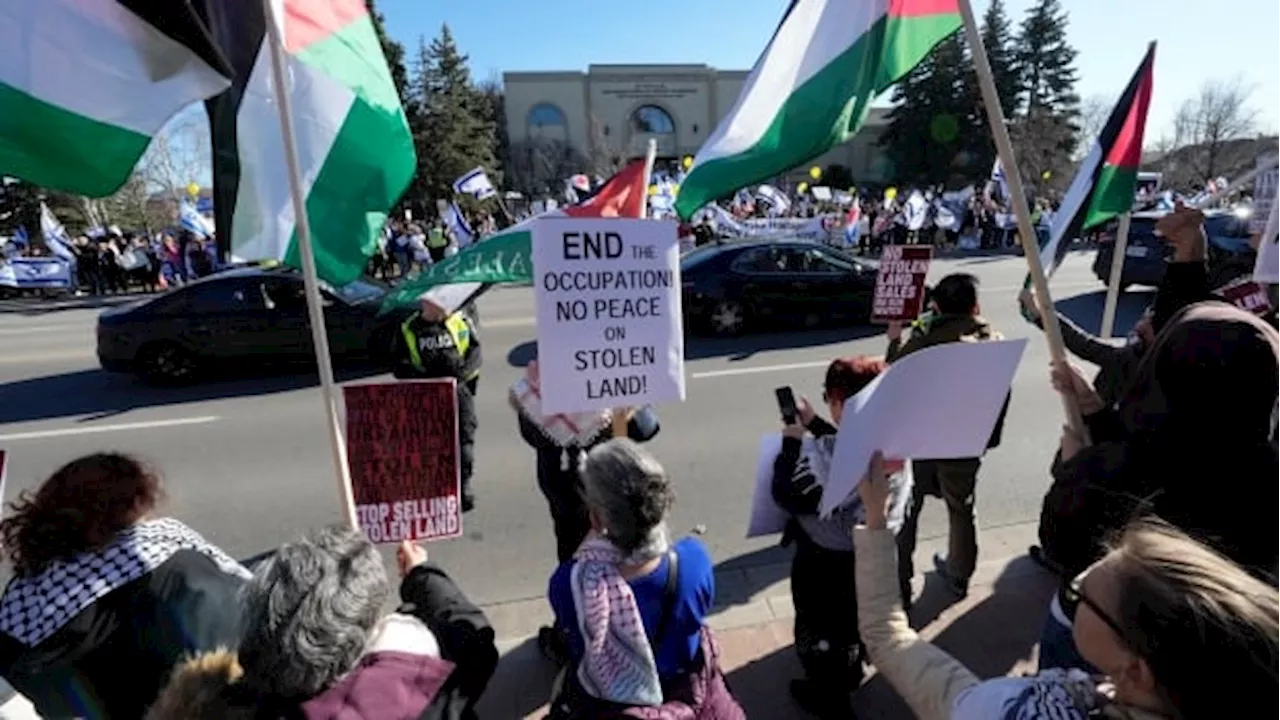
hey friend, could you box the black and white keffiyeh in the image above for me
[0,517,250,647]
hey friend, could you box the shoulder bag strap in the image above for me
[651,548,680,652]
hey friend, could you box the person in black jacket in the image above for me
[147,526,498,720]
[0,453,250,719]
[394,295,481,511]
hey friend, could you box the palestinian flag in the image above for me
[0,0,230,197]
[674,0,961,219]
[202,0,415,286]
[382,159,652,312]
[1041,43,1156,277]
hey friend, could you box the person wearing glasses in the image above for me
[852,451,1278,720]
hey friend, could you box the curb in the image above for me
[490,520,1041,653]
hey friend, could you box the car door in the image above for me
[729,245,808,319]
[257,277,316,360]
[798,245,874,320]
[170,279,272,360]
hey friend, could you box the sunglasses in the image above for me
[1064,573,1127,641]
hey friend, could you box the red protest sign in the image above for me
[343,380,462,544]
[1213,277,1272,317]
[872,245,932,323]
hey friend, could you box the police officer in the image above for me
[393,295,481,511]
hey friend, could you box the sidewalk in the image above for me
[476,521,1056,719]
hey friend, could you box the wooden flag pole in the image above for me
[1099,213,1132,338]
[613,139,660,440]
[264,0,358,529]
[958,0,1087,439]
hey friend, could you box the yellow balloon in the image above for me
[672,184,680,195]
[797,182,809,194]
[809,166,822,180]
[885,187,898,200]
[647,184,658,196]
[1041,170,1052,180]
[186,182,200,197]
[682,155,693,170]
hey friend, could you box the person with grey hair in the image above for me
[545,439,744,718]
[147,526,498,720]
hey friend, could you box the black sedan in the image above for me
[681,238,878,335]
[97,267,414,383]
[1092,209,1256,290]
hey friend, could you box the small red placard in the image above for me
[871,246,933,323]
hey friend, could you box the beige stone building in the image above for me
[503,64,893,184]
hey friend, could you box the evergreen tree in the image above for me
[0,178,40,237]
[414,25,497,207]
[476,76,508,185]
[981,0,1021,118]
[1012,0,1080,185]
[880,30,976,185]
[365,0,413,115]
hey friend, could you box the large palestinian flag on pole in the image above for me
[202,0,415,286]
[1040,42,1156,277]
[674,0,961,219]
[0,0,230,197]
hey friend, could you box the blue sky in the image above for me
[376,0,1279,139]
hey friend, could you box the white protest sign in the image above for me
[1253,155,1279,284]
[748,433,789,538]
[532,218,685,414]
[822,339,1026,516]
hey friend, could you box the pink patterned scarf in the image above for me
[570,536,664,707]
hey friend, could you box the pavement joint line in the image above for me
[0,416,221,442]
[691,360,830,379]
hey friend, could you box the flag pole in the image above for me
[263,0,358,529]
[958,0,1087,439]
[1099,213,1131,338]
[611,139,659,439]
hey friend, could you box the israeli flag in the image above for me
[11,225,29,247]
[990,159,1010,201]
[453,167,496,201]
[179,201,214,238]
[39,203,77,267]
[444,201,474,249]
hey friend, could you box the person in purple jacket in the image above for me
[148,526,498,720]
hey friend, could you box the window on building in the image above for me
[528,103,568,132]
[631,105,676,135]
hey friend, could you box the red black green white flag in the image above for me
[1040,42,1155,277]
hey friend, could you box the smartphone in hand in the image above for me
[774,386,798,425]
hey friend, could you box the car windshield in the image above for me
[320,278,386,304]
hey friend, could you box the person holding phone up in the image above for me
[770,357,914,719]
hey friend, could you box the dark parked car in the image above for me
[1092,208,1256,290]
[681,238,878,335]
[97,267,414,383]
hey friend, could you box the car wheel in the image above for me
[709,300,746,336]
[138,342,199,385]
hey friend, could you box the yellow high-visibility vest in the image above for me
[400,313,478,380]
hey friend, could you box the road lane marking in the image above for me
[692,360,830,379]
[0,350,96,365]
[0,416,220,442]
[0,326,85,336]
[482,317,535,329]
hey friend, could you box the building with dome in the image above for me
[502,64,893,184]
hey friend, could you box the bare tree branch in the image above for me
[1171,76,1258,183]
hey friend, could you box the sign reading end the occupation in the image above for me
[532,218,686,415]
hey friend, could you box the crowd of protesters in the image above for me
[0,204,1276,719]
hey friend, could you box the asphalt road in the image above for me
[0,251,1154,608]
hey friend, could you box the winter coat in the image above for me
[146,562,498,720]
[0,518,250,719]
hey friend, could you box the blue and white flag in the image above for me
[179,201,214,238]
[453,167,496,201]
[444,201,474,249]
[1,257,72,289]
[11,226,29,248]
[990,159,1010,202]
[39,203,77,267]
[755,184,790,215]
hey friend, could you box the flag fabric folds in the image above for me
[674,0,962,218]
[1040,43,1156,278]
[453,167,497,201]
[39,204,78,267]
[0,0,231,197]
[381,158,652,312]
[202,0,415,287]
